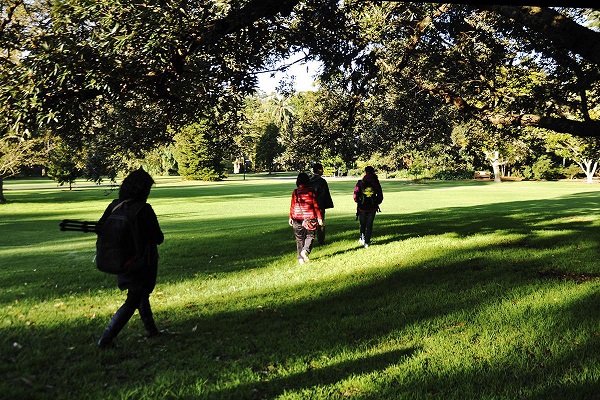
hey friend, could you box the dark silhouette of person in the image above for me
[353,166,383,248]
[308,163,334,245]
[97,168,164,348]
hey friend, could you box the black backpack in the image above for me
[95,200,146,274]
[356,180,379,209]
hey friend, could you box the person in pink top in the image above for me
[289,172,323,264]
[353,166,383,248]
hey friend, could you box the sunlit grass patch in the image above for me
[3,178,600,399]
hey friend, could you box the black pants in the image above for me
[292,219,315,260]
[316,209,326,245]
[358,211,376,244]
[100,286,157,341]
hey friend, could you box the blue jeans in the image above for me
[358,211,376,244]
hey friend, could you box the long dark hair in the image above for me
[296,172,310,187]
[119,168,154,202]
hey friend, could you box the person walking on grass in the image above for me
[308,163,334,245]
[354,166,383,249]
[289,172,323,264]
[97,168,164,348]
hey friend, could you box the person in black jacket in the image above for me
[308,163,334,245]
[97,168,164,348]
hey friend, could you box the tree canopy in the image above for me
[1,1,599,189]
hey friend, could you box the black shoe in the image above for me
[146,329,161,338]
[98,336,114,349]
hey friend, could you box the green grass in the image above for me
[2,176,600,399]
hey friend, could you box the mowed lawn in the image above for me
[2,175,600,399]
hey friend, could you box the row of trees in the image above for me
[136,88,600,186]
[1,2,599,200]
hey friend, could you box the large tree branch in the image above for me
[0,0,24,38]
[486,112,600,138]
[480,6,600,67]
[188,0,301,56]
[396,3,452,71]
[424,83,600,137]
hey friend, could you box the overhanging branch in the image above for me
[480,5,600,67]
[422,82,600,137]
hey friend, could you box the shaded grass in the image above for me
[2,177,600,399]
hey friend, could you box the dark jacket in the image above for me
[353,173,383,212]
[99,199,164,292]
[290,185,323,221]
[308,174,334,210]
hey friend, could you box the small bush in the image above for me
[183,168,224,181]
[562,164,583,179]
[531,156,564,180]
[347,168,363,177]
[432,169,475,180]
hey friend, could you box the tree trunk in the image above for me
[579,160,598,184]
[487,151,503,183]
[491,162,502,183]
[0,178,6,204]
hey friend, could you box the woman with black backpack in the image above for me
[97,168,164,348]
[353,166,383,248]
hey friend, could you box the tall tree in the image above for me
[46,138,82,189]
[546,133,600,183]
[255,123,283,173]
[173,119,233,181]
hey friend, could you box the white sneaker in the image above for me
[358,238,365,246]
[298,258,305,265]
[300,249,310,263]
[363,243,369,249]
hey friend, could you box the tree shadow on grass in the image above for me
[151,245,600,399]
[4,190,600,398]
[3,228,600,399]
[209,347,418,399]
[2,191,600,304]
[373,190,600,246]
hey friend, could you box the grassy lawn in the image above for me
[2,175,600,399]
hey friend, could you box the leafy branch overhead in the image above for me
[0,1,599,184]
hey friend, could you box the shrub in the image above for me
[531,156,564,180]
[432,169,475,180]
[183,168,224,181]
[562,164,583,179]
[347,168,363,177]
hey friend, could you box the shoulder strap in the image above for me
[112,200,146,216]
[111,200,128,213]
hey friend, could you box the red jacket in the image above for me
[290,185,323,220]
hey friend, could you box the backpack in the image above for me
[95,200,146,274]
[356,180,379,209]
